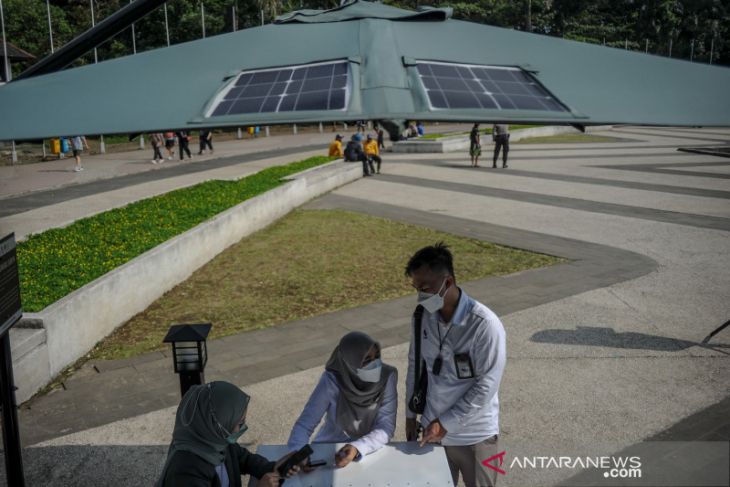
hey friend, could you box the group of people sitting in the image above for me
[156,243,507,487]
[329,132,383,176]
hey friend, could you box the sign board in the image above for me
[0,234,22,336]
[250,442,454,487]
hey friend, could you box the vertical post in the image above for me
[139,134,144,150]
[232,6,237,31]
[42,140,47,159]
[293,124,298,135]
[130,0,137,55]
[0,334,25,487]
[709,37,714,64]
[99,134,106,154]
[201,2,205,38]
[668,38,673,57]
[624,39,628,50]
[690,39,694,61]
[645,39,649,53]
[265,126,270,137]
[318,122,323,133]
[90,0,98,63]
[10,140,17,164]
[1,0,10,83]
[46,0,54,52]
[343,122,348,130]
[260,9,264,26]
[237,127,243,139]
[163,3,170,47]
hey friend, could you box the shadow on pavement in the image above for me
[531,326,730,354]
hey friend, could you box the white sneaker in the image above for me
[151,160,158,164]
[74,167,83,172]
[167,156,172,160]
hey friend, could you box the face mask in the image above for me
[417,278,449,313]
[225,424,247,444]
[356,358,382,383]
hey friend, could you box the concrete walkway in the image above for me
[2,126,729,486]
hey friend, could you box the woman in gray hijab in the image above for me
[287,331,398,468]
[157,381,301,487]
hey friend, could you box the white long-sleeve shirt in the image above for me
[287,370,397,458]
[406,288,506,446]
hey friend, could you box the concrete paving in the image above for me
[1,126,729,487]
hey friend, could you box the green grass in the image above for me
[17,156,336,312]
[515,134,621,144]
[419,125,544,140]
[90,209,563,360]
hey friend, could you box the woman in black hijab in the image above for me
[156,381,300,487]
[287,332,398,468]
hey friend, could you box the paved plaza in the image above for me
[1,126,728,486]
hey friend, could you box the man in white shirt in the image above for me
[405,243,506,487]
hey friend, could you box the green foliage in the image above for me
[17,155,335,312]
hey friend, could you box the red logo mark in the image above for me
[482,451,507,475]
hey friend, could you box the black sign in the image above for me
[0,234,22,336]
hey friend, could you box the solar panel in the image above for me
[207,60,350,117]
[417,61,569,112]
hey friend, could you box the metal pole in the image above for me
[709,37,714,64]
[90,0,98,63]
[10,140,17,164]
[237,127,242,139]
[293,124,298,135]
[46,0,54,52]
[201,2,205,38]
[624,39,628,50]
[668,38,672,57]
[690,39,694,61]
[265,126,270,137]
[645,39,649,53]
[319,122,323,133]
[260,9,264,26]
[1,0,10,82]
[163,2,170,46]
[42,140,47,158]
[130,0,136,55]
[232,5,236,31]
[0,334,26,487]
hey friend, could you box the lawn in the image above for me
[515,134,621,144]
[89,209,563,361]
[419,125,544,140]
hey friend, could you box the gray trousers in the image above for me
[444,435,499,487]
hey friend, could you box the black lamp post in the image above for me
[163,323,211,397]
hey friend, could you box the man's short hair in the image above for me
[405,242,455,278]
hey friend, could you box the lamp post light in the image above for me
[163,323,211,397]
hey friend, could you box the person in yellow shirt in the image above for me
[329,134,344,158]
[363,134,382,174]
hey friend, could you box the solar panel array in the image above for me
[417,62,568,112]
[209,61,349,117]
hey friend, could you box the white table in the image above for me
[249,441,454,487]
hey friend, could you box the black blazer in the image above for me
[159,443,276,487]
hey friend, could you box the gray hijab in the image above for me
[156,381,250,486]
[325,331,396,438]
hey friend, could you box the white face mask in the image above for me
[356,358,382,383]
[417,278,449,313]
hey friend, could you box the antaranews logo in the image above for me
[483,451,643,479]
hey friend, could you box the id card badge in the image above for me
[454,353,474,379]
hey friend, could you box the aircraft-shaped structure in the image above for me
[0,0,729,142]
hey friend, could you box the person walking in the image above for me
[151,133,165,164]
[469,124,481,167]
[198,129,214,155]
[492,124,510,168]
[70,135,89,172]
[376,125,385,151]
[163,131,176,160]
[176,130,192,160]
[405,243,506,487]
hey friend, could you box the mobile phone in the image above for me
[278,444,313,485]
[308,459,327,468]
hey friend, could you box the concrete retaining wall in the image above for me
[392,125,613,153]
[12,161,361,403]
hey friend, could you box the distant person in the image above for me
[175,130,192,160]
[151,133,165,164]
[416,121,425,137]
[408,122,418,138]
[356,120,366,133]
[376,125,385,150]
[288,332,397,469]
[198,129,214,155]
[364,134,382,174]
[329,134,344,158]
[344,133,371,177]
[469,124,481,167]
[163,132,176,160]
[156,381,301,487]
[70,135,89,172]
[405,243,506,487]
[492,124,510,168]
